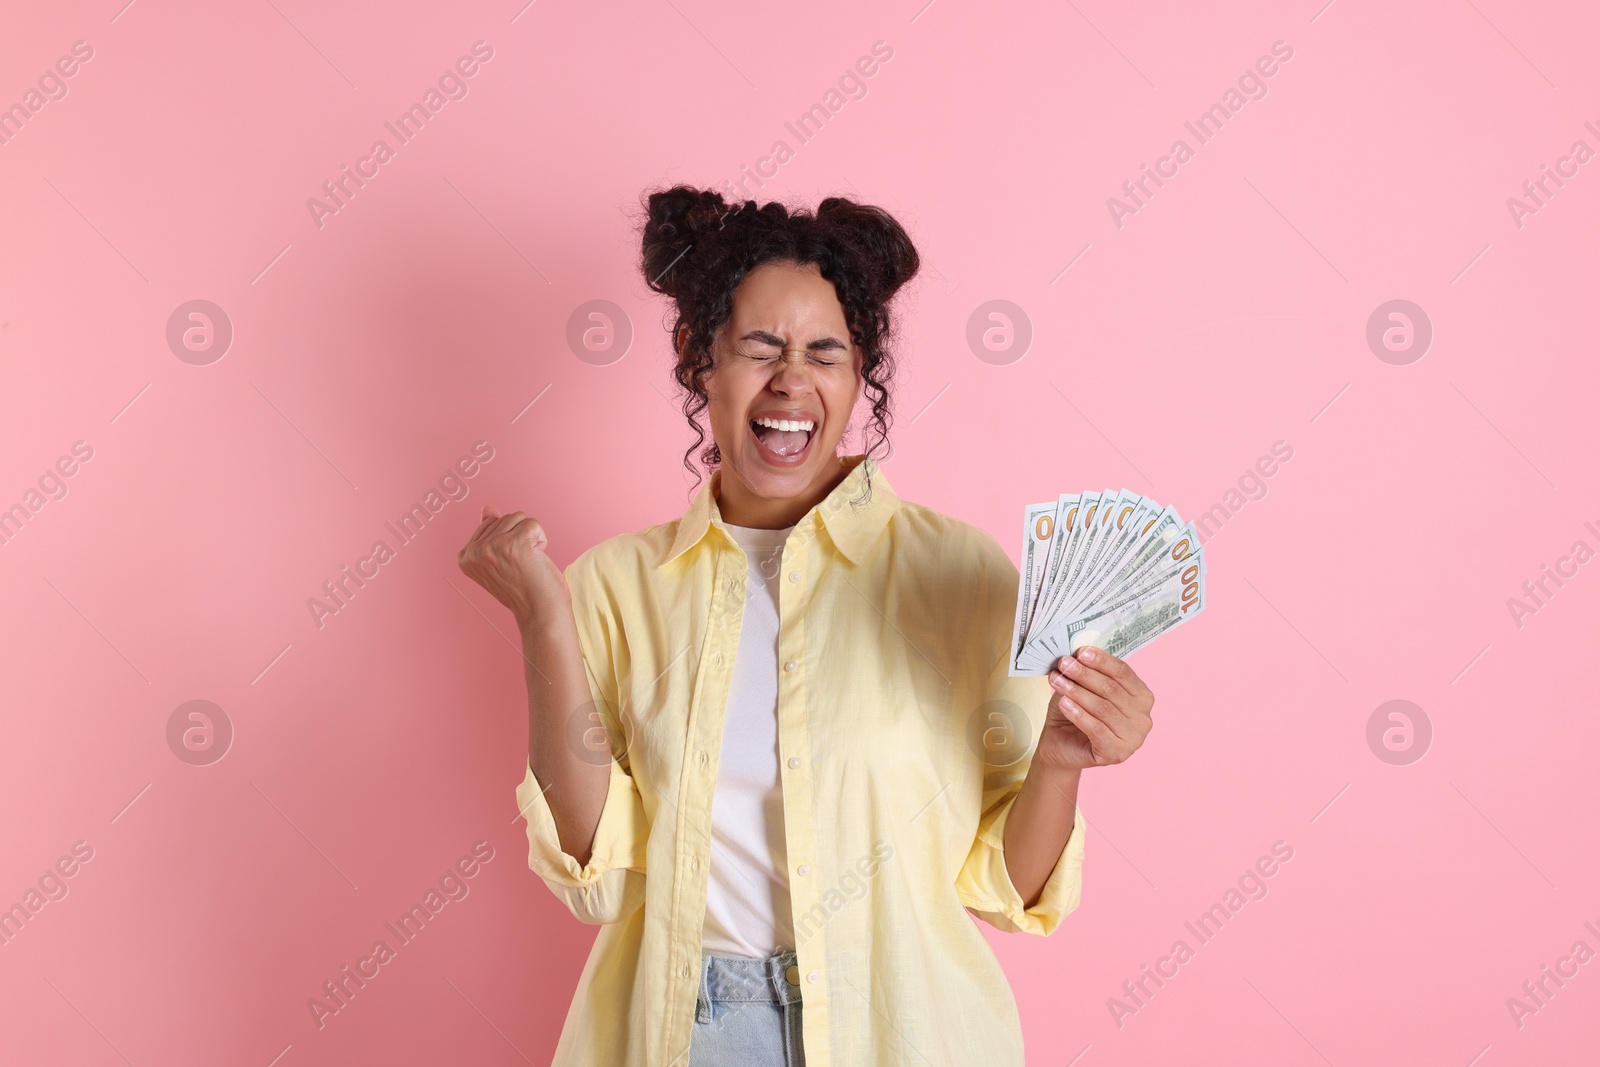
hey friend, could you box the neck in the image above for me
[716,456,854,529]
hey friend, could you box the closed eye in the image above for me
[738,330,850,365]
[742,351,846,367]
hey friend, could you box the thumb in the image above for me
[481,505,501,521]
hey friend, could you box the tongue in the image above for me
[754,424,809,457]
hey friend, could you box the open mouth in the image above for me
[749,415,816,465]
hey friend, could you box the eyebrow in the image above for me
[740,330,848,350]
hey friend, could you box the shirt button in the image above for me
[788,757,801,769]
[785,965,801,985]
[789,571,800,582]
[712,652,724,666]
[797,864,810,876]
[682,963,693,978]
[691,857,700,871]
[697,751,709,766]
[784,661,796,672]
[807,971,819,984]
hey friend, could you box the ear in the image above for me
[675,322,691,358]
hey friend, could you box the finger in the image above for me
[482,510,531,545]
[1054,689,1119,751]
[466,507,509,548]
[1053,654,1135,706]
[1050,673,1132,738]
[1074,647,1152,703]
[463,512,528,564]
[504,515,549,552]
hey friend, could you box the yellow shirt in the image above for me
[514,453,1087,1066]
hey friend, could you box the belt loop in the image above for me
[777,949,805,1064]
[695,953,713,1024]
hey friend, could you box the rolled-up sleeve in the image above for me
[955,532,1088,937]
[515,753,647,925]
[514,550,649,925]
[956,767,1087,936]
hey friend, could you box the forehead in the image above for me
[727,261,848,333]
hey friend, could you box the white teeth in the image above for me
[753,416,815,433]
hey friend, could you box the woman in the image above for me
[457,187,1156,1066]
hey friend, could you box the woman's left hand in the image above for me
[1037,648,1155,772]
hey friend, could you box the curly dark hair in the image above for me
[636,185,920,503]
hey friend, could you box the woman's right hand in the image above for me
[457,505,572,632]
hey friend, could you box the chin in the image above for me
[732,450,824,494]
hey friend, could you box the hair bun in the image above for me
[816,197,920,302]
[641,186,735,297]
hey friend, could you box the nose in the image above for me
[769,348,816,393]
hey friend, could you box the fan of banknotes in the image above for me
[1009,490,1206,675]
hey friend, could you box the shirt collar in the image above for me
[659,453,897,569]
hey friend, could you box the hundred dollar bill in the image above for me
[1023,492,1085,647]
[1008,492,1207,674]
[1061,504,1180,623]
[1027,489,1106,646]
[1058,546,1206,661]
[1035,491,1156,642]
[1075,491,1132,595]
[1058,487,1120,618]
[1060,493,1154,620]
[1010,501,1061,662]
[1015,551,1182,673]
[1016,524,1204,672]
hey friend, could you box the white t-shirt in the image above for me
[700,521,796,958]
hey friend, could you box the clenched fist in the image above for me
[457,506,571,632]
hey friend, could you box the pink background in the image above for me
[3,0,1597,1063]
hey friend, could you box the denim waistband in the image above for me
[699,949,803,1007]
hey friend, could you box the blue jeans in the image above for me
[689,949,806,1066]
